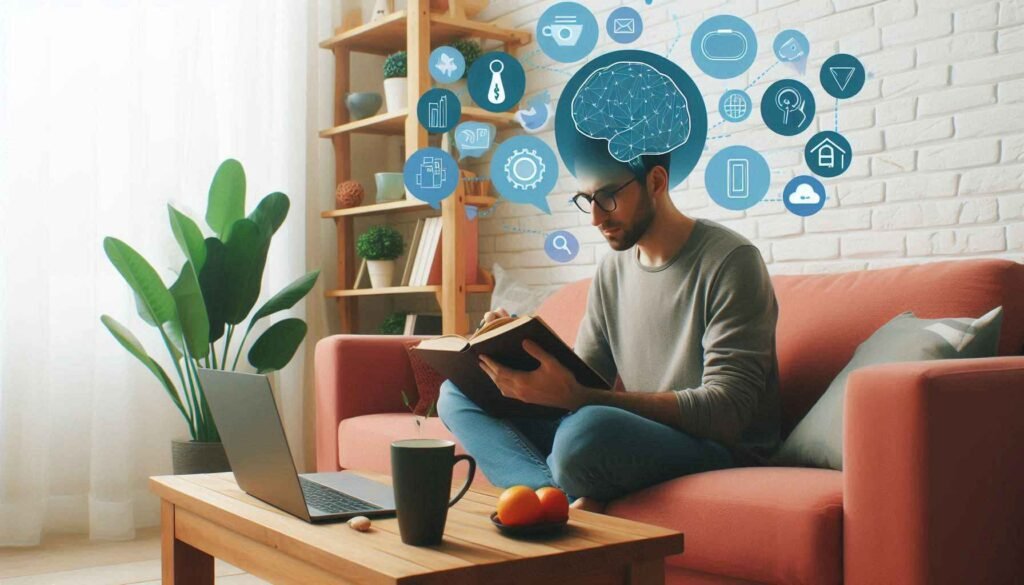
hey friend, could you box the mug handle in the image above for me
[447,454,477,508]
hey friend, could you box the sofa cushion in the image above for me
[535,278,591,347]
[604,467,843,585]
[772,259,1024,433]
[775,306,1004,470]
[338,413,493,488]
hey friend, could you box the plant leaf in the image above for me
[198,237,228,342]
[169,262,210,359]
[205,159,245,240]
[100,315,189,424]
[104,237,177,325]
[248,192,289,236]
[222,218,270,325]
[168,204,207,271]
[247,270,319,331]
[247,318,307,374]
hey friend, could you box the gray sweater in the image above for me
[574,218,781,459]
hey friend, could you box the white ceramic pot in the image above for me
[367,260,396,288]
[383,77,408,112]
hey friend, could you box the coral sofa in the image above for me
[315,259,1024,585]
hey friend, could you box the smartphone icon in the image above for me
[727,158,749,198]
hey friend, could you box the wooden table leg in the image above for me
[628,558,665,585]
[162,500,214,585]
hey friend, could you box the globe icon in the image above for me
[719,89,751,122]
[723,93,748,120]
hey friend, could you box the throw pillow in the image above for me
[773,305,1004,470]
[489,263,552,316]
[403,340,446,416]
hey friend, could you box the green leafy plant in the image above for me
[383,51,407,79]
[356,225,404,260]
[449,39,481,79]
[101,159,321,442]
[401,390,436,433]
[379,311,408,335]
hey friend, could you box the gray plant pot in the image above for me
[171,439,231,475]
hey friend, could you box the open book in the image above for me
[411,315,611,419]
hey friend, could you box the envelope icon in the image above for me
[613,18,635,34]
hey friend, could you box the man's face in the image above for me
[577,171,656,251]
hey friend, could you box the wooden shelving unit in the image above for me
[321,0,530,335]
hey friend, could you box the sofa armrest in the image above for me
[844,356,1024,585]
[314,334,426,472]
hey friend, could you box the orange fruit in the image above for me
[535,487,569,523]
[496,485,543,526]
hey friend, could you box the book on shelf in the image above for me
[403,313,443,336]
[400,218,425,286]
[353,258,368,289]
[426,209,481,285]
[411,315,611,419]
[412,216,441,286]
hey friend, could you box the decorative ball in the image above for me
[335,180,364,209]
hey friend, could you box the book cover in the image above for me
[401,218,425,286]
[411,316,610,419]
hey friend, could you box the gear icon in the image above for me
[504,148,546,190]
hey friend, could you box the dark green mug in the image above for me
[390,438,476,546]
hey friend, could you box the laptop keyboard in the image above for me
[299,478,383,515]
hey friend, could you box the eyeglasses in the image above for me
[570,177,637,214]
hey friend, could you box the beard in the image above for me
[601,186,655,251]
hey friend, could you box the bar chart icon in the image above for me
[428,93,447,130]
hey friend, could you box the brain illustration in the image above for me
[571,61,691,163]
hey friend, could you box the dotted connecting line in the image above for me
[461,176,490,182]
[664,13,682,57]
[709,119,726,131]
[521,48,573,78]
[502,224,546,236]
[708,133,732,141]
[834,98,840,132]
[745,61,780,91]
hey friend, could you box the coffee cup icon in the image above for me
[542,16,583,47]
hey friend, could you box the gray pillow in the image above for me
[773,306,1003,470]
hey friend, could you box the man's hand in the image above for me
[478,340,588,411]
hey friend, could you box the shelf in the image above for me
[320,11,531,55]
[319,107,516,138]
[325,282,494,298]
[321,194,496,219]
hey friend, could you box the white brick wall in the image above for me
[343,0,1024,331]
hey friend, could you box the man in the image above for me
[437,147,781,513]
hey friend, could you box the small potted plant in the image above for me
[383,51,408,112]
[448,39,481,106]
[379,311,408,334]
[357,225,404,288]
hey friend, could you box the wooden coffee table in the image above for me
[149,471,683,584]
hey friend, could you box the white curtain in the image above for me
[0,0,324,545]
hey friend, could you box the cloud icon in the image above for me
[790,183,822,205]
[571,61,691,163]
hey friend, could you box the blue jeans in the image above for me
[436,379,734,502]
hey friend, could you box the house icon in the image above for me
[809,137,847,170]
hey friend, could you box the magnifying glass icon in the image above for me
[553,235,571,255]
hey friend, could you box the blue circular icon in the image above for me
[691,15,757,79]
[820,53,865,99]
[705,146,771,211]
[537,2,599,63]
[805,131,852,178]
[490,136,559,214]
[761,79,816,136]
[403,147,459,209]
[429,46,466,84]
[416,88,460,134]
[783,175,827,216]
[555,50,707,190]
[467,51,525,113]
[773,30,809,64]
[544,230,580,263]
[606,6,643,44]
[719,89,752,123]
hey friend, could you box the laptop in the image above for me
[198,369,397,523]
